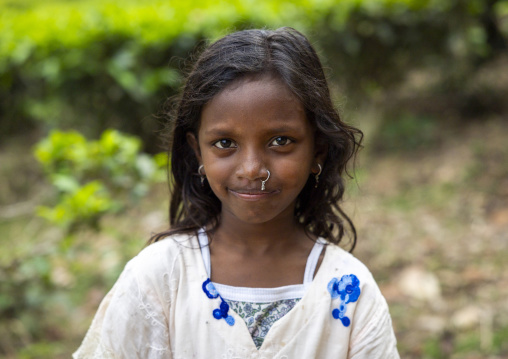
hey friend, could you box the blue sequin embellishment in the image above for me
[328,274,361,327]
[202,279,235,326]
[202,278,219,299]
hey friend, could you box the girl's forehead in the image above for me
[198,74,311,138]
[207,74,301,110]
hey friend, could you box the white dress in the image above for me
[73,232,400,358]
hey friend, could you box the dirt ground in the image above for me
[347,116,508,358]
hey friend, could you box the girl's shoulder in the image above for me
[139,231,199,257]
[124,231,201,279]
[319,242,386,305]
[319,243,399,358]
[321,243,375,280]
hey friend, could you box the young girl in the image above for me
[74,27,399,358]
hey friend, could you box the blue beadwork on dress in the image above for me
[202,279,235,326]
[327,274,361,327]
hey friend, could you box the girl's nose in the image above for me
[236,149,266,181]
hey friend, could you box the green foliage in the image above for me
[17,342,67,359]
[0,215,143,358]
[36,181,114,230]
[34,129,166,232]
[422,336,444,359]
[0,128,166,356]
[492,324,508,353]
[373,113,439,152]
[0,0,266,145]
[1,0,505,144]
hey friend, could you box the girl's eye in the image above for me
[213,139,237,149]
[270,136,292,146]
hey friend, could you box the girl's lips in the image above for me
[228,188,278,201]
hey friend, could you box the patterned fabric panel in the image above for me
[225,298,301,349]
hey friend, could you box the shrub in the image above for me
[34,129,166,232]
[1,0,506,146]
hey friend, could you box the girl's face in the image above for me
[188,74,325,226]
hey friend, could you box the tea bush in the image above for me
[34,129,166,232]
[1,0,505,147]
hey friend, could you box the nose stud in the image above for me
[261,170,270,191]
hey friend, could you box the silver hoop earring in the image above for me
[198,164,206,186]
[261,170,271,191]
[314,164,322,188]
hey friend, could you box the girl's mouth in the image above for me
[228,188,277,201]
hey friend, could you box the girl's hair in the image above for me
[150,27,363,250]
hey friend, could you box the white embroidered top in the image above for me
[73,232,400,359]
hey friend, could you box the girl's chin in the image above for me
[221,205,296,227]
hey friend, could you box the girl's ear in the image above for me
[186,132,202,163]
[313,138,328,167]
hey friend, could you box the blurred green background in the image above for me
[1,0,507,357]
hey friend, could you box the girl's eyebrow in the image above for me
[203,128,234,137]
[204,124,303,137]
[266,125,303,133]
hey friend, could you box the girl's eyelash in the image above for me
[270,136,294,146]
[213,139,237,149]
[212,137,294,148]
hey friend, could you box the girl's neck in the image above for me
[207,212,319,287]
[210,214,308,256]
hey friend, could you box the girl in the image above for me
[74,27,399,358]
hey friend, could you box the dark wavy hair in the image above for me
[150,27,363,250]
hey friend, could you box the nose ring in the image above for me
[261,170,270,191]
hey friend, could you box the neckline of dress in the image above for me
[197,228,326,302]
